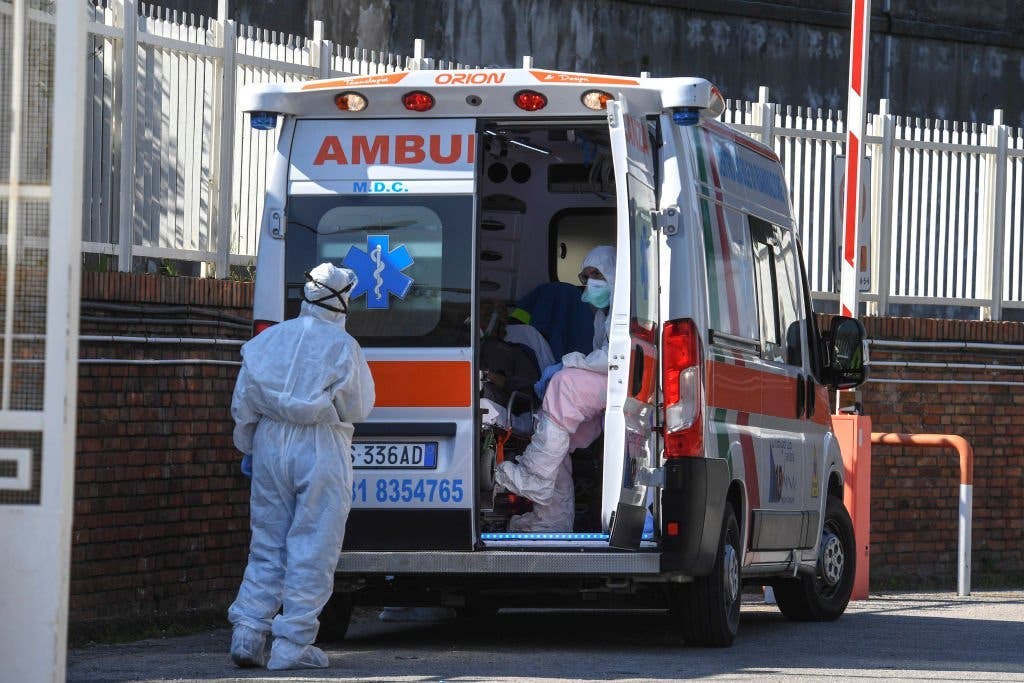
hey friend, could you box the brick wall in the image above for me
[854,316,1024,588]
[69,279,1024,633]
[71,273,253,634]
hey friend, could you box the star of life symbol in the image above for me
[343,235,414,310]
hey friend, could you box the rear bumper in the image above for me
[336,550,661,575]
[659,456,730,575]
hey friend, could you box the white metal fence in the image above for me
[724,92,1024,319]
[52,2,1024,317]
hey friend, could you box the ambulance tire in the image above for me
[316,591,354,643]
[773,495,856,622]
[673,505,741,647]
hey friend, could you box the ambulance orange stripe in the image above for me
[368,360,472,407]
[707,359,761,415]
[528,69,640,86]
[706,359,828,425]
[301,72,409,90]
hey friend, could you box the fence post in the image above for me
[407,38,433,70]
[756,86,776,150]
[874,99,896,316]
[986,109,1008,320]
[213,4,236,279]
[311,20,332,79]
[116,0,137,272]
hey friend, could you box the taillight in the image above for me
[402,90,435,112]
[513,89,547,111]
[581,89,613,110]
[662,318,703,457]
[334,91,368,111]
[252,319,276,337]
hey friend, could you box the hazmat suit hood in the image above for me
[579,245,616,298]
[301,262,357,327]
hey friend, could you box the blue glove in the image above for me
[240,453,253,478]
[533,362,563,399]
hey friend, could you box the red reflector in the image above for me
[667,522,680,536]
[402,90,435,112]
[514,89,547,111]
[252,319,276,337]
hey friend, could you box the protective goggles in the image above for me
[303,271,354,314]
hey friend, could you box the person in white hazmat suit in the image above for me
[494,245,616,532]
[227,262,375,671]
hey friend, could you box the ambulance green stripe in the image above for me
[691,129,722,328]
[691,126,709,185]
[713,407,733,477]
[699,200,721,328]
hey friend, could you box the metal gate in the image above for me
[0,1,85,680]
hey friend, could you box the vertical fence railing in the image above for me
[31,4,1024,317]
[115,0,135,272]
[212,2,236,278]
[729,86,1024,319]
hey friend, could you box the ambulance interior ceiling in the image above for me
[477,122,617,303]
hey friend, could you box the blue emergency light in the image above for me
[250,111,278,130]
[672,107,700,126]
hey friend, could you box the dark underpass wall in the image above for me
[68,273,1024,633]
[158,0,1024,124]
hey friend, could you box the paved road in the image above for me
[67,591,1024,682]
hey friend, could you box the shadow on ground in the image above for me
[67,592,1024,682]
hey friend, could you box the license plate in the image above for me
[351,442,438,469]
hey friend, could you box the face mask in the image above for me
[581,278,611,309]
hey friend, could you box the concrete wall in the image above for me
[161,0,1024,124]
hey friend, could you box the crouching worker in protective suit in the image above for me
[228,262,375,670]
[494,245,615,532]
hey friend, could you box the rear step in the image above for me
[480,532,654,542]
[336,549,661,574]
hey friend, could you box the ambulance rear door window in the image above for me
[284,194,473,347]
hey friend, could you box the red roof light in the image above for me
[402,91,435,112]
[514,89,547,111]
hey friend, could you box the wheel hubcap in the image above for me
[723,543,740,604]
[820,529,844,587]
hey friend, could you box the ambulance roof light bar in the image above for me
[657,77,725,120]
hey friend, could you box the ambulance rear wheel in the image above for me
[316,591,354,643]
[773,495,855,621]
[672,505,741,647]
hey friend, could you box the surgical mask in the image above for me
[581,278,611,309]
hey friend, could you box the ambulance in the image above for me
[241,66,869,646]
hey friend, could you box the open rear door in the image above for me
[603,95,660,550]
[285,118,478,552]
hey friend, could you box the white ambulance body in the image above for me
[241,68,868,646]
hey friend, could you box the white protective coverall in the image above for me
[228,262,375,670]
[494,246,616,532]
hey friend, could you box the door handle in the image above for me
[795,373,806,419]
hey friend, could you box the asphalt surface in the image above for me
[67,590,1024,682]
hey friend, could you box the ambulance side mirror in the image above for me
[821,316,868,389]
